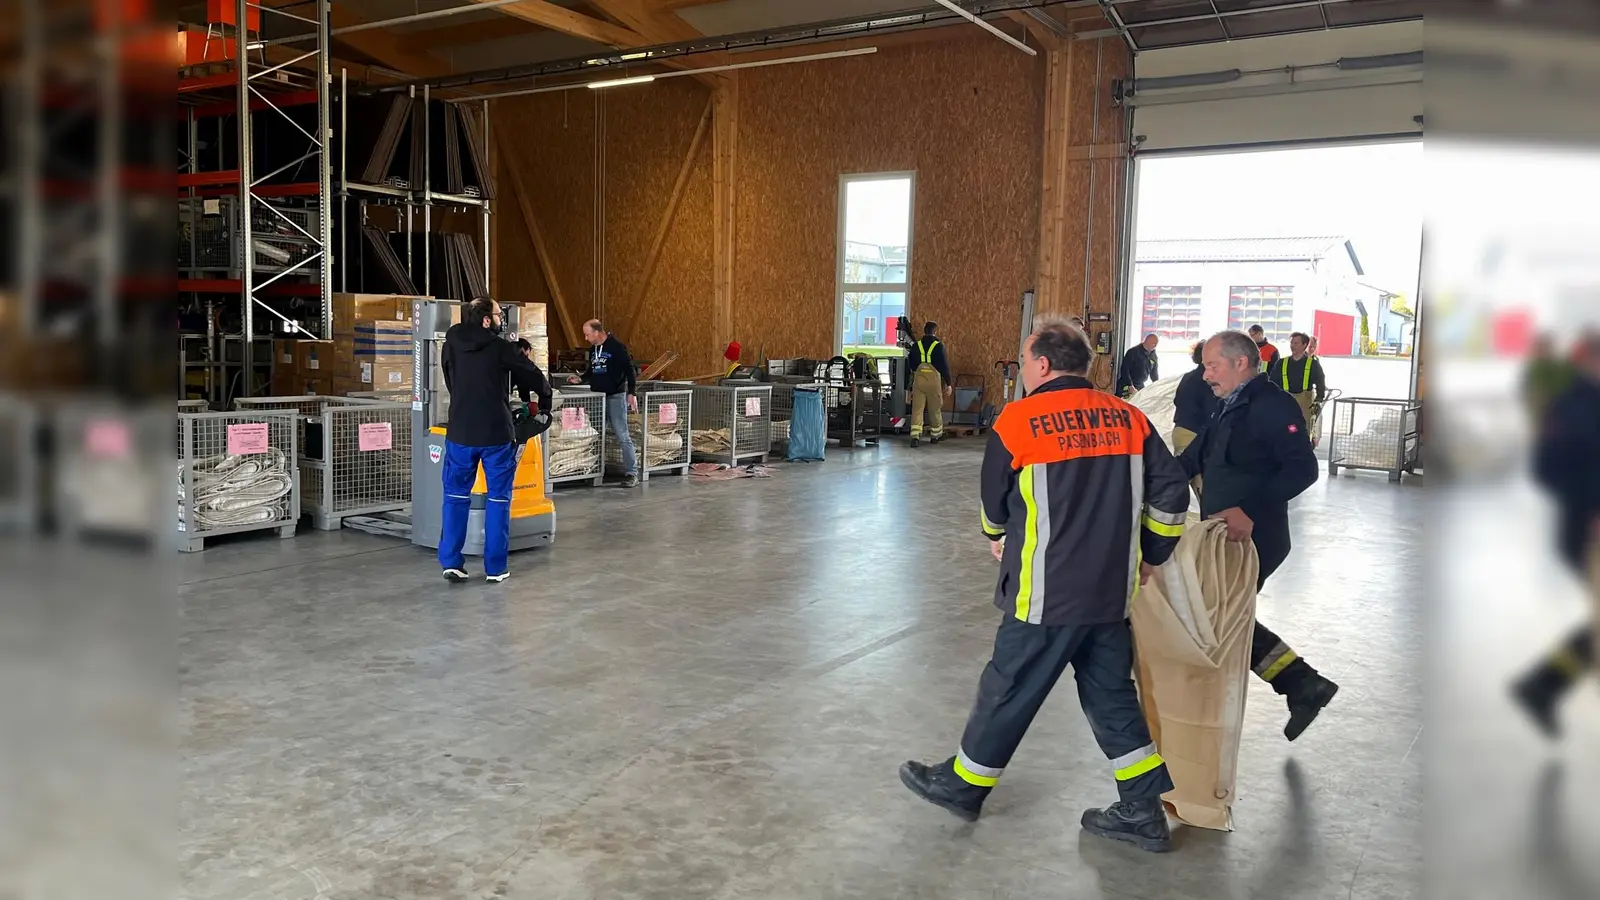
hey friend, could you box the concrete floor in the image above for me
[179,440,1435,900]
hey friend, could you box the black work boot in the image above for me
[930,434,945,445]
[1080,797,1172,853]
[910,437,921,448]
[1284,671,1339,742]
[1512,668,1568,739]
[898,758,988,822]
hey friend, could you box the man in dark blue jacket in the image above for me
[1173,341,1217,455]
[439,299,550,584]
[1514,335,1600,737]
[1179,330,1339,741]
[567,319,639,487]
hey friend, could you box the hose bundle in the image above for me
[547,418,600,478]
[178,448,295,530]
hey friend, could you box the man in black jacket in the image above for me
[438,298,550,584]
[1267,332,1329,434]
[568,319,639,487]
[1115,333,1161,397]
[900,318,1191,853]
[1180,330,1339,741]
[1513,333,1600,737]
[909,321,953,447]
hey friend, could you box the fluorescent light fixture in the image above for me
[460,47,879,102]
[587,74,657,89]
[619,51,654,61]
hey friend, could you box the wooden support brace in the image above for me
[711,75,738,351]
[615,96,712,340]
[497,135,584,349]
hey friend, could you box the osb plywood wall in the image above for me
[494,81,716,372]
[492,31,1131,396]
[734,35,1043,400]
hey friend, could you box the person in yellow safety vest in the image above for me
[909,321,953,448]
[1266,332,1328,433]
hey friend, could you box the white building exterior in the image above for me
[1127,237,1371,359]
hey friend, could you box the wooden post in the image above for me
[711,74,738,352]
[1034,44,1074,318]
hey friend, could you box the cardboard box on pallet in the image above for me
[329,293,418,337]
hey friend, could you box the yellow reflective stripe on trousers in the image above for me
[954,755,1000,787]
[1112,744,1165,781]
[1015,464,1046,623]
[1257,645,1299,681]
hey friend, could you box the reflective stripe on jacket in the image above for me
[980,376,1191,626]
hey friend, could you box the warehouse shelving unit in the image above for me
[177,2,495,407]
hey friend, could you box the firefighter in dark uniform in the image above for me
[1248,325,1282,374]
[1513,332,1600,737]
[1266,332,1328,435]
[1179,329,1340,741]
[900,317,1192,853]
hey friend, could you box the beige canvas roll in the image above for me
[1131,519,1259,831]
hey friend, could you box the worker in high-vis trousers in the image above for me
[908,321,953,448]
[1266,332,1328,432]
[1179,330,1339,741]
[900,317,1192,854]
[1514,332,1600,737]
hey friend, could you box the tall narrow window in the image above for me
[838,174,914,354]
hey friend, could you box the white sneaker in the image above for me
[485,572,510,584]
[442,568,469,584]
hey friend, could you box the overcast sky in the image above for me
[1136,141,1425,297]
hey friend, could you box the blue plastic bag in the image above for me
[787,386,826,462]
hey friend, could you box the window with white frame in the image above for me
[838,173,913,353]
[1228,286,1295,344]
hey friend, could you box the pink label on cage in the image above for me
[562,407,588,431]
[85,419,130,460]
[358,422,392,452]
[745,397,761,417]
[227,423,269,455]
[658,403,678,426]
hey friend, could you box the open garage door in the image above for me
[1125,20,1423,153]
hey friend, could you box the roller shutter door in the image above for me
[1128,21,1423,154]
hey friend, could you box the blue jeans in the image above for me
[606,393,637,477]
[438,440,518,576]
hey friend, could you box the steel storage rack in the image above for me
[1326,397,1422,482]
[690,384,772,466]
[176,408,300,551]
[607,386,692,481]
[546,387,606,487]
[234,395,411,529]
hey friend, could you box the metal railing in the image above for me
[1326,397,1422,483]
[177,409,300,551]
[234,395,410,528]
[690,384,772,465]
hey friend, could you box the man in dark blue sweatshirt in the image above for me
[439,298,550,584]
[567,319,639,487]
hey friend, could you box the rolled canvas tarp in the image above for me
[1132,518,1258,831]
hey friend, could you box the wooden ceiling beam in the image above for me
[395,17,549,54]
[587,0,702,44]
[463,0,648,47]
[649,0,723,11]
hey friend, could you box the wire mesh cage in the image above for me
[606,388,692,480]
[546,388,606,486]
[176,410,299,551]
[1326,397,1422,482]
[49,403,174,544]
[768,383,802,452]
[233,395,408,529]
[690,384,771,465]
[345,390,412,402]
[179,195,320,275]
[178,399,210,412]
[0,395,39,532]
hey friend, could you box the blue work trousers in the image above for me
[438,440,519,577]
